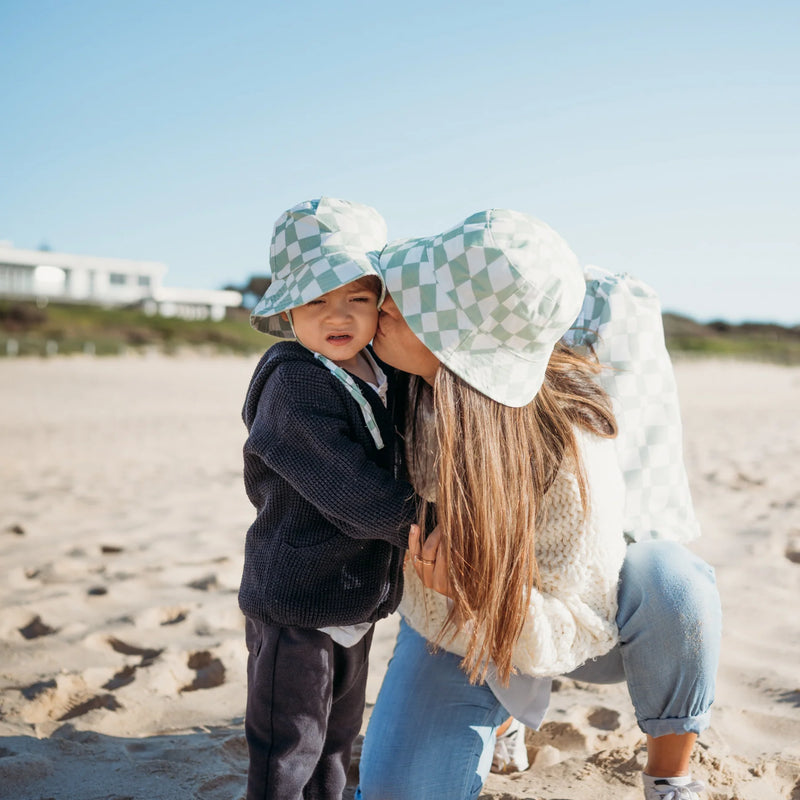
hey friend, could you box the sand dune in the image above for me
[1,355,798,799]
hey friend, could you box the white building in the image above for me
[0,244,242,322]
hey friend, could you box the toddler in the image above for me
[239,198,419,799]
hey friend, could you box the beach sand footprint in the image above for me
[704,464,766,491]
[181,650,226,692]
[187,574,219,591]
[785,532,800,564]
[220,734,248,766]
[587,745,645,777]
[96,636,165,690]
[586,707,621,731]
[133,605,191,629]
[161,609,188,625]
[18,614,58,639]
[4,523,25,536]
[19,678,57,700]
[107,636,163,666]
[527,721,588,752]
[21,674,123,724]
[196,773,246,800]
[58,693,122,721]
[102,665,137,691]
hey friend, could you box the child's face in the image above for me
[288,281,380,370]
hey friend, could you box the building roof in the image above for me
[0,245,168,278]
[154,286,242,305]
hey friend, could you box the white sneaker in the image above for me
[491,718,529,774]
[642,773,705,799]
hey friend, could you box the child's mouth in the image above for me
[327,334,353,344]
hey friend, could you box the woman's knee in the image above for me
[619,540,722,632]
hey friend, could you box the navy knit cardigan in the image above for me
[238,341,419,628]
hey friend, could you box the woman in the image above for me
[356,209,721,800]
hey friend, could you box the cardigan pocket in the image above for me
[270,537,393,628]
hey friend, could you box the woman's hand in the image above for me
[408,524,452,597]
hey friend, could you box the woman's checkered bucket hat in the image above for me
[379,209,586,407]
[250,197,388,337]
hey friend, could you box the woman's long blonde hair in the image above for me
[408,342,617,685]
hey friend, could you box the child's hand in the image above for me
[408,524,452,597]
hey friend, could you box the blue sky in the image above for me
[1,1,797,323]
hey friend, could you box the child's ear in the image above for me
[280,311,288,321]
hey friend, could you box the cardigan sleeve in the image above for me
[248,362,418,550]
[508,434,626,675]
[398,431,627,677]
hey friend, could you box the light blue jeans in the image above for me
[356,540,721,800]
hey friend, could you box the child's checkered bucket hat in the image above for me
[250,197,388,337]
[379,209,586,407]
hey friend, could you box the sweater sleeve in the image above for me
[248,362,418,549]
[398,431,627,677]
[509,434,626,676]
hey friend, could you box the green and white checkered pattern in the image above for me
[251,197,387,337]
[563,266,700,543]
[379,209,586,407]
[314,353,385,450]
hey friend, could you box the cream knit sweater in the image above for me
[399,423,626,678]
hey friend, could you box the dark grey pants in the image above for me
[244,617,374,800]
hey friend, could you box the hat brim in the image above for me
[378,211,585,406]
[380,263,565,406]
[440,328,552,407]
[250,251,384,338]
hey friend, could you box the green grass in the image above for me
[1,300,798,364]
[0,300,275,357]
[665,335,800,364]
[662,313,800,365]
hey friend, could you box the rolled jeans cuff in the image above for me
[639,709,712,739]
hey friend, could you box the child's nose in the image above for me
[327,299,351,319]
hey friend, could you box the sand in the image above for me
[1,354,798,800]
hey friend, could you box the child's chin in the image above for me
[321,346,358,362]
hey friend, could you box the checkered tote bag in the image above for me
[562,266,700,542]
